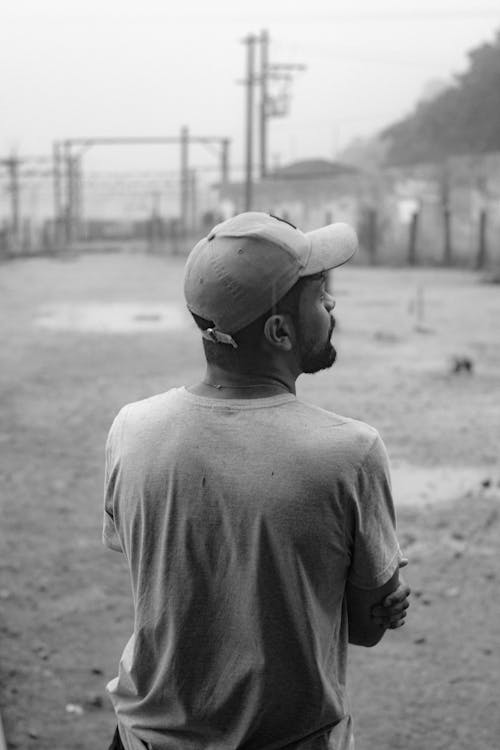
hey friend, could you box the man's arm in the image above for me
[346,433,411,646]
[346,569,410,647]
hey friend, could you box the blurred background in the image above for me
[1,2,500,749]
[1,0,500,269]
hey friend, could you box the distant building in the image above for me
[219,158,365,233]
[267,158,359,181]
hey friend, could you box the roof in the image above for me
[269,158,360,179]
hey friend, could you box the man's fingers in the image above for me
[373,607,408,621]
[372,599,409,617]
[388,618,407,629]
[383,585,411,607]
[371,613,405,625]
[372,611,408,626]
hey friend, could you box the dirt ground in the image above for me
[0,252,499,750]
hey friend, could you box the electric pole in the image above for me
[256,30,306,178]
[259,30,269,179]
[243,34,257,211]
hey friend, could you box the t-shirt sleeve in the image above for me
[102,407,128,553]
[347,432,403,590]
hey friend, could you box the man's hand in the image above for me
[371,578,411,629]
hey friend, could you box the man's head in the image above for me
[184,212,357,375]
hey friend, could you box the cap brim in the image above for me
[301,223,358,276]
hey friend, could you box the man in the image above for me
[103,212,410,750]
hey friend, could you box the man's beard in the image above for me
[299,317,337,374]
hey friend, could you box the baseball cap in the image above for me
[184,211,358,345]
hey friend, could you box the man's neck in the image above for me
[189,365,297,400]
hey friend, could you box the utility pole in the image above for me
[259,29,269,179]
[243,33,257,211]
[255,31,306,179]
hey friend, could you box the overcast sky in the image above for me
[1,0,500,177]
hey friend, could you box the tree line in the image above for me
[382,29,500,165]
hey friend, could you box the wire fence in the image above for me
[1,156,499,269]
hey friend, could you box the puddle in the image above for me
[391,464,496,507]
[34,302,190,333]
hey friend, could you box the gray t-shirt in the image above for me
[103,387,402,750]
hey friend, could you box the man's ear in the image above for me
[263,314,294,351]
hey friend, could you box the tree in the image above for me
[382,29,500,165]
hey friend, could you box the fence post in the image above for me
[367,208,377,265]
[408,210,419,266]
[443,206,452,266]
[476,209,488,270]
[52,141,62,250]
[0,221,7,257]
[6,155,20,252]
[21,218,32,254]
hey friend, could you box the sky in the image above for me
[1,0,500,191]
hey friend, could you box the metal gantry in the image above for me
[52,129,230,247]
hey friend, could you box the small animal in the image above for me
[451,356,474,374]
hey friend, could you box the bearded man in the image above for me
[103,212,410,750]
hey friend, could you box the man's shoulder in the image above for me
[296,399,379,440]
[110,388,185,433]
[294,399,382,463]
[124,387,183,415]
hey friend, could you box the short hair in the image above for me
[190,277,308,369]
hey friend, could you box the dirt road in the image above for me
[0,253,498,749]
